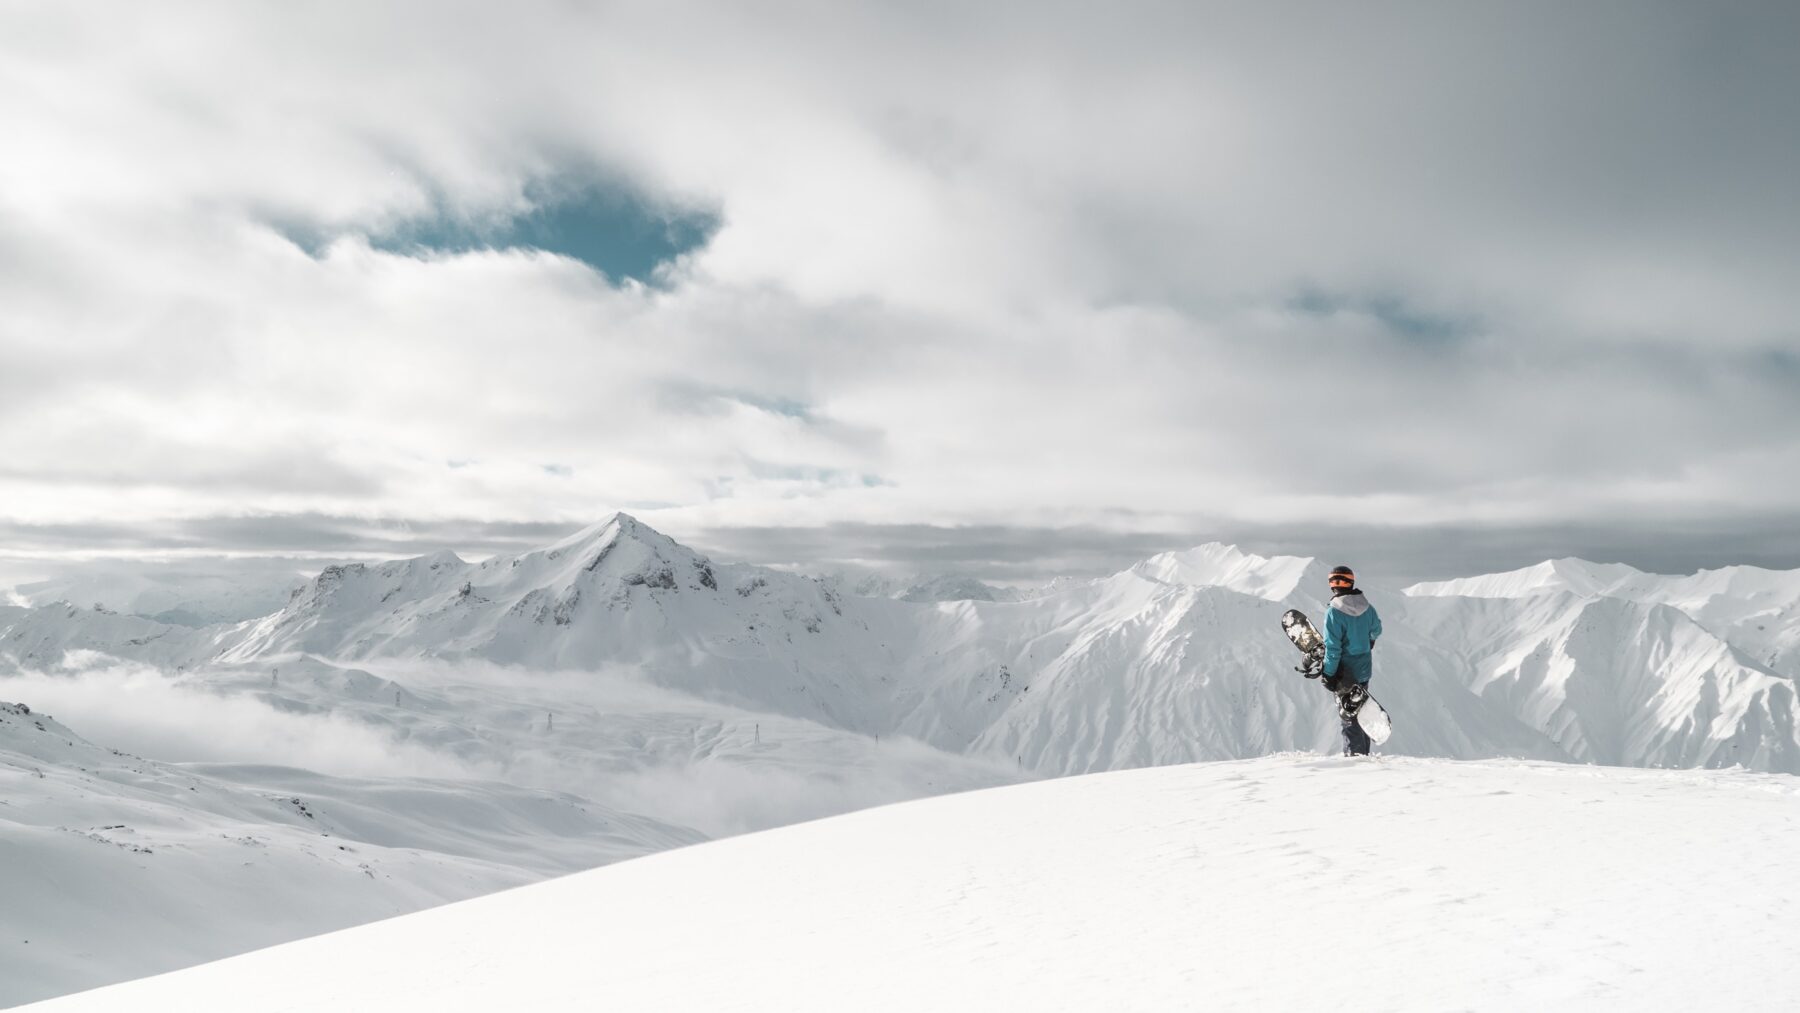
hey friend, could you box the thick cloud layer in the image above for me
[2,2,1796,573]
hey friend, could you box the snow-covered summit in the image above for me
[508,512,710,587]
[223,512,732,662]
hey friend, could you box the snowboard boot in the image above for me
[1339,685,1371,756]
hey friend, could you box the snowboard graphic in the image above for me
[1280,608,1392,746]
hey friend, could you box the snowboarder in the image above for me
[1320,564,1382,756]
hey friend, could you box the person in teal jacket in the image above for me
[1321,564,1381,755]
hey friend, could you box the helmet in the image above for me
[1328,565,1355,589]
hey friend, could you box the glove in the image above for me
[1322,673,1344,693]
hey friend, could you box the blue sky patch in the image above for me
[1287,287,1479,343]
[282,180,718,285]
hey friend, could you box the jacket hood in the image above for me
[1329,591,1372,617]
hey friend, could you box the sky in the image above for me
[3,2,1798,588]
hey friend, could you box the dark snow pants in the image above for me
[1328,653,1374,756]
[1339,694,1371,756]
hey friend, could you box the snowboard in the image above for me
[1280,608,1391,746]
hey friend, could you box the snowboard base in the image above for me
[1343,686,1392,745]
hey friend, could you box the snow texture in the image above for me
[24,756,1800,1012]
[0,700,698,1006]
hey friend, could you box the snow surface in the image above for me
[26,755,1800,1012]
[0,701,699,1007]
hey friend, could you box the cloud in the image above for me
[0,656,481,779]
[0,652,1006,837]
[695,513,1800,590]
[233,656,1018,837]
[2,2,1798,574]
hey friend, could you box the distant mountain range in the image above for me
[5,515,1799,1002]
[8,513,1799,774]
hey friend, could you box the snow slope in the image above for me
[0,701,700,1007]
[28,755,1800,1012]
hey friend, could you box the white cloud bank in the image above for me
[2,2,1797,567]
[0,654,479,779]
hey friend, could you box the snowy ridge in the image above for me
[28,756,1800,1013]
[1405,558,1652,599]
[6,517,1800,778]
[8,568,307,627]
[1407,557,1800,678]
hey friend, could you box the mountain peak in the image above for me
[542,512,635,552]
[519,514,714,595]
[534,512,692,559]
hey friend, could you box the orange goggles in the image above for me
[1328,574,1354,587]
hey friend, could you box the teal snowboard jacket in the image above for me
[1323,590,1381,684]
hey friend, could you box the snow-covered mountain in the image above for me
[1410,558,1800,677]
[7,515,1800,1005]
[28,756,1800,1013]
[1406,557,1656,599]
[7,514,1799,778]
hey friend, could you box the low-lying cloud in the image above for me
[0,654,482,780]
[0,652,1019,840]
